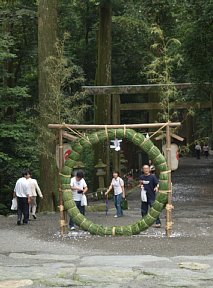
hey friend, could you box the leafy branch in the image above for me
[146,25,182,122]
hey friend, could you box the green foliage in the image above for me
[0,203,9,216]
[0,0,212,212]
[0,0,38,208]
[38,33,90,159]
[145,25,182,121]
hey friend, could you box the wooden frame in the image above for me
[49,121,181,237]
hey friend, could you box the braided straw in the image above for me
[160,170,171,174]
[148,145,155,153]
[159,189,172,194]
[151,206,160,214]
[59,173,70,178]
[147,213,156,220]
[132,132,137,141]
[153,153,162,162]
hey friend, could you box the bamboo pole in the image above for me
[58,128,66,236]
[165,123,173,237]
[48,122,181,130]
[63,131,77,141]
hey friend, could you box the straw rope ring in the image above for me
[61,128,169,236]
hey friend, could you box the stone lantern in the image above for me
[94,158,107,189]
[72,161,85,176]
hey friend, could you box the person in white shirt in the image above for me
[69,170,88,230]
[203,144,209,159]
[105,171,125,218]
[14,170,31,225]
[28,172,43,220]
[195,143,201,159]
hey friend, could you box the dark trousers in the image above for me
[204,151,209,159]
[17,197,29,224]
[141,201,161,225]
[196,150,200,159]
[69,201,85,228]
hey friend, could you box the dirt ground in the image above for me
[0,156,213,287]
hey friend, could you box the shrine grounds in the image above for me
[0,156,213,287]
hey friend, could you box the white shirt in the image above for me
[70,177,87,201]
[28,178,43,197]
[111,177,124,195]
[195,144,201,151]
[203,145,209,152]
[14,177,29,198]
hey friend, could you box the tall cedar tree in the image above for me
[38,0,58,211]
[94,0,112,185]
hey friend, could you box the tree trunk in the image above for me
[94,0,112,188]
[211,92,213,149]
[38,0,58,211]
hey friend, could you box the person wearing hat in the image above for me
[150,165,156,174]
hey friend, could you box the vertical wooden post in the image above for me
[210,92,213,149]
[166,122,173,237]
[112,94,121,172]
[59,128,65,236]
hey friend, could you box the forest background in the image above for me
[0,0,212,213]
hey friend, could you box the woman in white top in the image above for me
[203,144,209,159]
[105,171,125,218]
[69,170,88,230]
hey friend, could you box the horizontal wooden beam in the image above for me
[171,133,184,142]
[48,122,181,130]
[63,131,77,141]
[82,83,211,95]
[120,101,212,111]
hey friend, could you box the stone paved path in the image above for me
[0,157,213,287]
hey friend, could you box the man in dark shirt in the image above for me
[139,165,161,228]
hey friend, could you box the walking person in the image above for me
[195,142,201,159]
[69,170,88,230]
[28,172,43,220]
[105,171,126,218]
[203,143,209,159]
[13,170,31,225]
[139,165,161,228]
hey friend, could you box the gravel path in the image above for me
[0,156,213,287]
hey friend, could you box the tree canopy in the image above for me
[0,0,212,213]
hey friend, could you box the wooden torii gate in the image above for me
[83,83,212,167]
